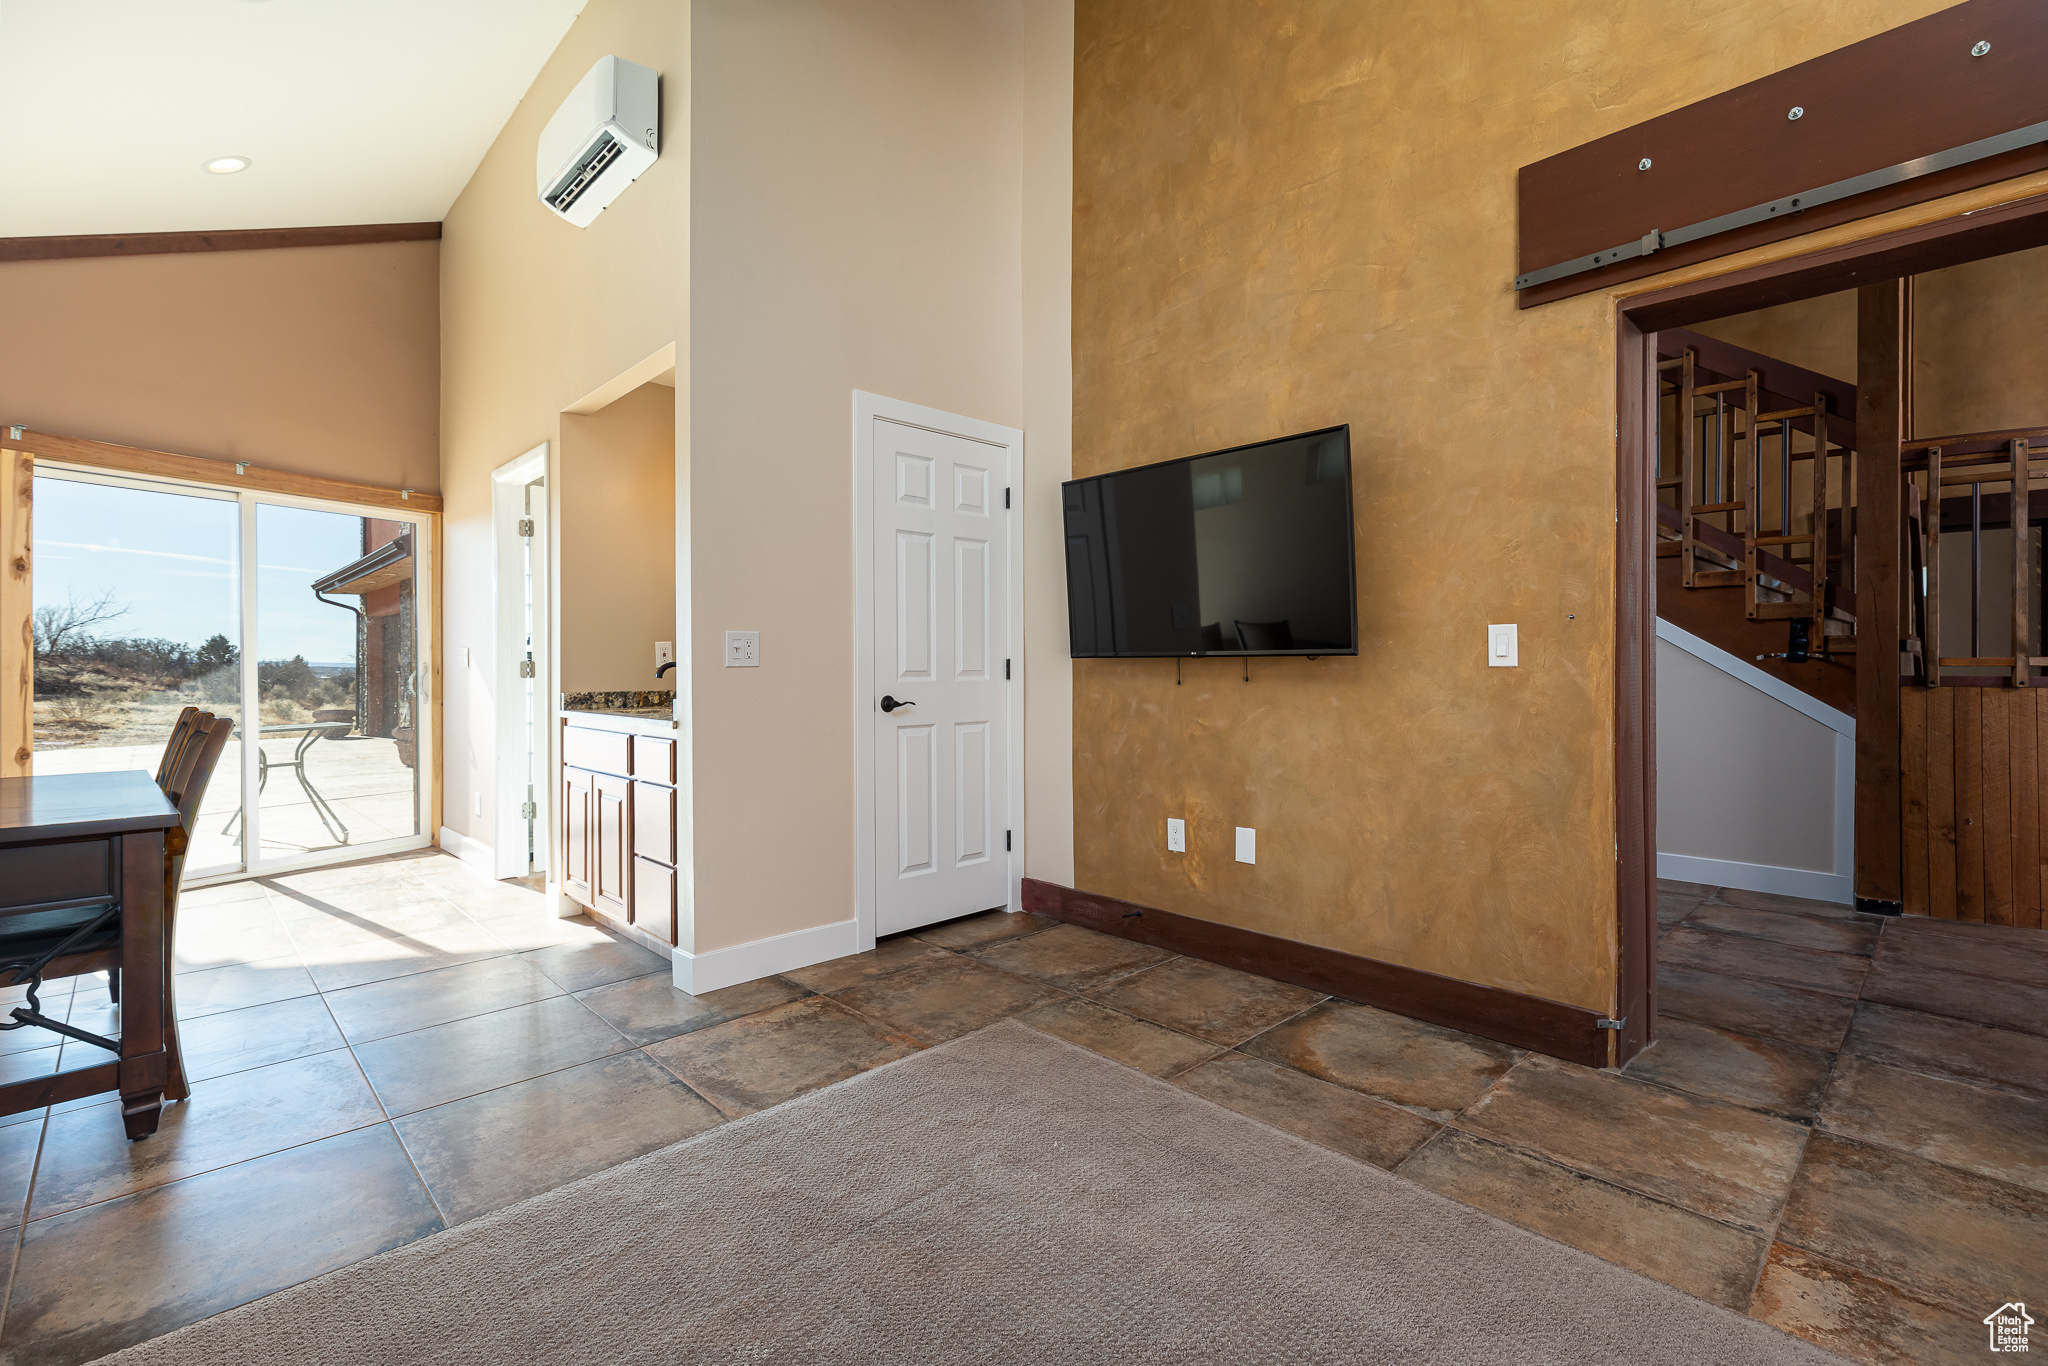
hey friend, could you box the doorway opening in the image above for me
[493,444,550,881]
[1611,195,2048,1065]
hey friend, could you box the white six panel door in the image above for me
[872,417,1009,935]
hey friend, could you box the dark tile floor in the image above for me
[1,857,2042,1364]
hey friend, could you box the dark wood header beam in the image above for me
[1518,0,2048,307]
[0,221,441,264]
[1620,192,2048,334]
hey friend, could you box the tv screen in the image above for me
[1063,426,1356,658]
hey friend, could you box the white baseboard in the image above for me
[1657,852,1852,906]
[673,918,861,995]
[436,825,496,877]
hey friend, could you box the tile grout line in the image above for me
[0,1107,52,1345]
[306,957,454,1232]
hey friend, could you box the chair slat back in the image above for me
[154,707,202,791]
[165,714,233,875]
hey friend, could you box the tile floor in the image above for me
[0,856,2041,1364]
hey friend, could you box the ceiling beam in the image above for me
[0,222,441,264]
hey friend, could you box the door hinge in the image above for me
[1596,1017,1626,1031]
[1005,829,1012,852]
[520,801,538,820]
[518,518,534,537]
[520,659,536,678]
[1004,658,1011,680]
[1004,486,1011,509]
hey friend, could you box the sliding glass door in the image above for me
[29,465,431,880]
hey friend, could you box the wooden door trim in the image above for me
[1613,310,1657,1065]
[1,428,440,514]
[1,449,29,777]
[0,222,440,264]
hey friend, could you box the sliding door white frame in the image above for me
[34,460,436,883]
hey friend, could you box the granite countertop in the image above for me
[559,690,677,726]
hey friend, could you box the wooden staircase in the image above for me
[1654,328,1859,716]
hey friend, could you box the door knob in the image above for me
[879,695,915,713]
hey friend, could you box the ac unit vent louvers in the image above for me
[546,132,625,215]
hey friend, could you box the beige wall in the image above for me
[1068,0,2015,1014]
[1656,639,1838,876]
[689,0,1033,952]
[0,243,439,492]
[1022,0,1077,889]
[442,0,1062,957]
[438,0,688,861]
[560,381,678,693]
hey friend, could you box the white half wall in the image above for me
[1656,620,1855,904]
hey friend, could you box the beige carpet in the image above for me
[100,1021,1837,1365]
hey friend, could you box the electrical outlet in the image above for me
[472,792,482,817]
[1235,826,1256,864]
[1166,818,1185,853]
[725,631,759,667]
[463,646,472,669]
[655,641,674,669]
[1488,623,1519,668]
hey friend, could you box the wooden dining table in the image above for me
[0,770,181,1139]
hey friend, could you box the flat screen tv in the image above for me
[1063,425,1356,658]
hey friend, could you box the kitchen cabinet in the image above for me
[560,715,680,948]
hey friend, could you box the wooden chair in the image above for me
[154,706,202,792]
[0,710,233,1113]
[154,712,234,1101]
[101,704,203,1007]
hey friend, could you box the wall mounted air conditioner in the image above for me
[536,56,660,227]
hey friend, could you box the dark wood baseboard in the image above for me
[0,222,442,264]
[1021,879,1611,1067]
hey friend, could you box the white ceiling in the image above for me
[0,0,588,237]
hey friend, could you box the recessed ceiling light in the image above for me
[204,156,252,175]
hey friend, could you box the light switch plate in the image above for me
[654,641,674,668]
[1166,818,1185,853]
[1235,826,1256,864]
[725,631,759,667]
[1488,623,1519,667]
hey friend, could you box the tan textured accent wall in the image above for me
[1070,0,1971,1012]
[0,242,440,492]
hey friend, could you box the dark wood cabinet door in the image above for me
[633,856,677,945]
[593,772,632,920]
[561,766,594,908]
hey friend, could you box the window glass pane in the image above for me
[30,474,245,872]
[254,505,420,858]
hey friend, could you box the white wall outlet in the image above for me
[1488,623,1519,668]
[1166,818,1185,853]
[472,791,482,817]
[725,630,759,667]
[463,646,472,669]
[1235,826,1256,864]
[654,641,674,669]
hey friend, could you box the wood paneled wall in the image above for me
[1902,686,2047,926]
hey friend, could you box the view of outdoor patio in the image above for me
[30,473,421,872]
